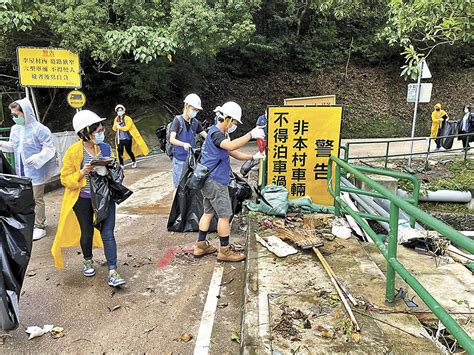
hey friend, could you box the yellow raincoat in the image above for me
[430,103,448,138]
[112,115,149,161]
[51,141,103,269]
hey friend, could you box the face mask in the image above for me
[465,108,469,113]
[12,115,25,125]
[436,108,440,111]
[117,111,124,116]
[227,119,237,134]
[93,131,105,145]
[189,110,197,119]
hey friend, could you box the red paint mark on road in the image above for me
[158,247,194,268]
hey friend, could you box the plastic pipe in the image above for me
[397,189,472,203]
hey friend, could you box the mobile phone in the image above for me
[90,159,113,167]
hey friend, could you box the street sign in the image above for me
[267,106,343,206]
[284,95,336,106]
[421,60,432,79]
[407,83,432,103]
[17,47,81,88]
[67,90,86,109]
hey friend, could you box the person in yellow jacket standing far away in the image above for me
[112,104,149,168]
[431,103,449,152]
[51,110,126,287]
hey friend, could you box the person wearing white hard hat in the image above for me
[0,98,58,241]
[169,93,207,187]
[52,110,126,288]
[193,101,265,262]
[112,104,149,168]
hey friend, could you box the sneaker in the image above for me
[217,244,246,262]
[32,228,46,241]
[108,271,126,287]
[193,241,217,258]
[83,260,96,277]
[131,162,137,169]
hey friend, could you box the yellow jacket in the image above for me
[51,141,103,269]
[112,115,150,161]
[430,103,448,138]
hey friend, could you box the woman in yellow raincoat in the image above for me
[431,103,449,151]
[112,104,149,168]
[51,110,126,287]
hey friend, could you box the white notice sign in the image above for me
[407,83,432,103]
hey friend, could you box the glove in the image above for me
[253,152,266,160]
[250,127,265,140]
[94,166,108,176]
[25,155,40,166]
[115,120,121,129]
[182,143,192,151]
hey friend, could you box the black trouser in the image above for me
[435,127,443,149]
[460,130,471,150]
[117,139,135,165]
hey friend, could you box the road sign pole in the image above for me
[408,60,424,167]
[29,87,41,123]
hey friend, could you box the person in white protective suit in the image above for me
[0,98,58,241]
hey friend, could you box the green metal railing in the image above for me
[0,127,15,168]
[328,156,474,352]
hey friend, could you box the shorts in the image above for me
[202,178,233,218]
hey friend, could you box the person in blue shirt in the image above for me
[170,94,207,187]
[0,98,58,241]
[193,101,265,262]
[457,105,473,151]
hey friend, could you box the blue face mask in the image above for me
[189,110,197,119]
[93,131,105,145]
[228,124,237,134]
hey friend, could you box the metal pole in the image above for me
[385,202,399,304]
[25,87,30,100]
[384,142,390,168]
[408,60,424,167]
[334,163,341,216]
[29,87,41,122]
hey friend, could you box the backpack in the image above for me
[164,115,197,159]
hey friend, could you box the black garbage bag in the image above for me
[168,151,218,232]
[107,162,133,204]
[0,174,34,330]
[441,120,458,149]
[229,174,252,215]
[0,153,14,175]
[90,173,112,227]
[240,158,259,177]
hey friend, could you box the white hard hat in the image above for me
[73,110,105,133]
[115,104,125,112]
[183,93,202,110]
[214,101,242,123]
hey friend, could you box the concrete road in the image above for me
[2,154,245,353]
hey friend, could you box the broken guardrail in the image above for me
[328,156,474,352]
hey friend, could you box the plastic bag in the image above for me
[229,174,252,215]
[441,121,458,149]
[245,184,289,217]
[240,158,258,177]
[90,173,112,227]
[0,174,34,330]
[288,196,335,214]
[0,152,15,175]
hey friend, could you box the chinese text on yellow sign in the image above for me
[267,106,343,206]
[17,47,81,88]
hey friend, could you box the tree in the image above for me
[382,0,474,79]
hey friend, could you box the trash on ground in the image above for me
[331,218,352,240]
[25,325,54,340]
[256,234,298,257]
[230,332,241,344]
[174,333,193,342]
[50,327,65,339]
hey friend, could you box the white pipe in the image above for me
[397,189,472,203]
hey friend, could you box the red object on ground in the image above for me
[157,247,195,268]
[257,138,267,153]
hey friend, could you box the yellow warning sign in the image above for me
[67,90,86,109]
[284,95,336,106]
[267,106,343,206]
[17,47,81,88]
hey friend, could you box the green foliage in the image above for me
[383,0,474,78]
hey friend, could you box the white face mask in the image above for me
[117,111,124,116]
[465,108,470,113]
[228,124,237,134]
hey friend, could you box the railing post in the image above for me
[384,142,390,169]
[344,143,349,162]
[386,202,399,305]
[334,161,341,217]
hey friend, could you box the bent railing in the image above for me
[328,156,474,352]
